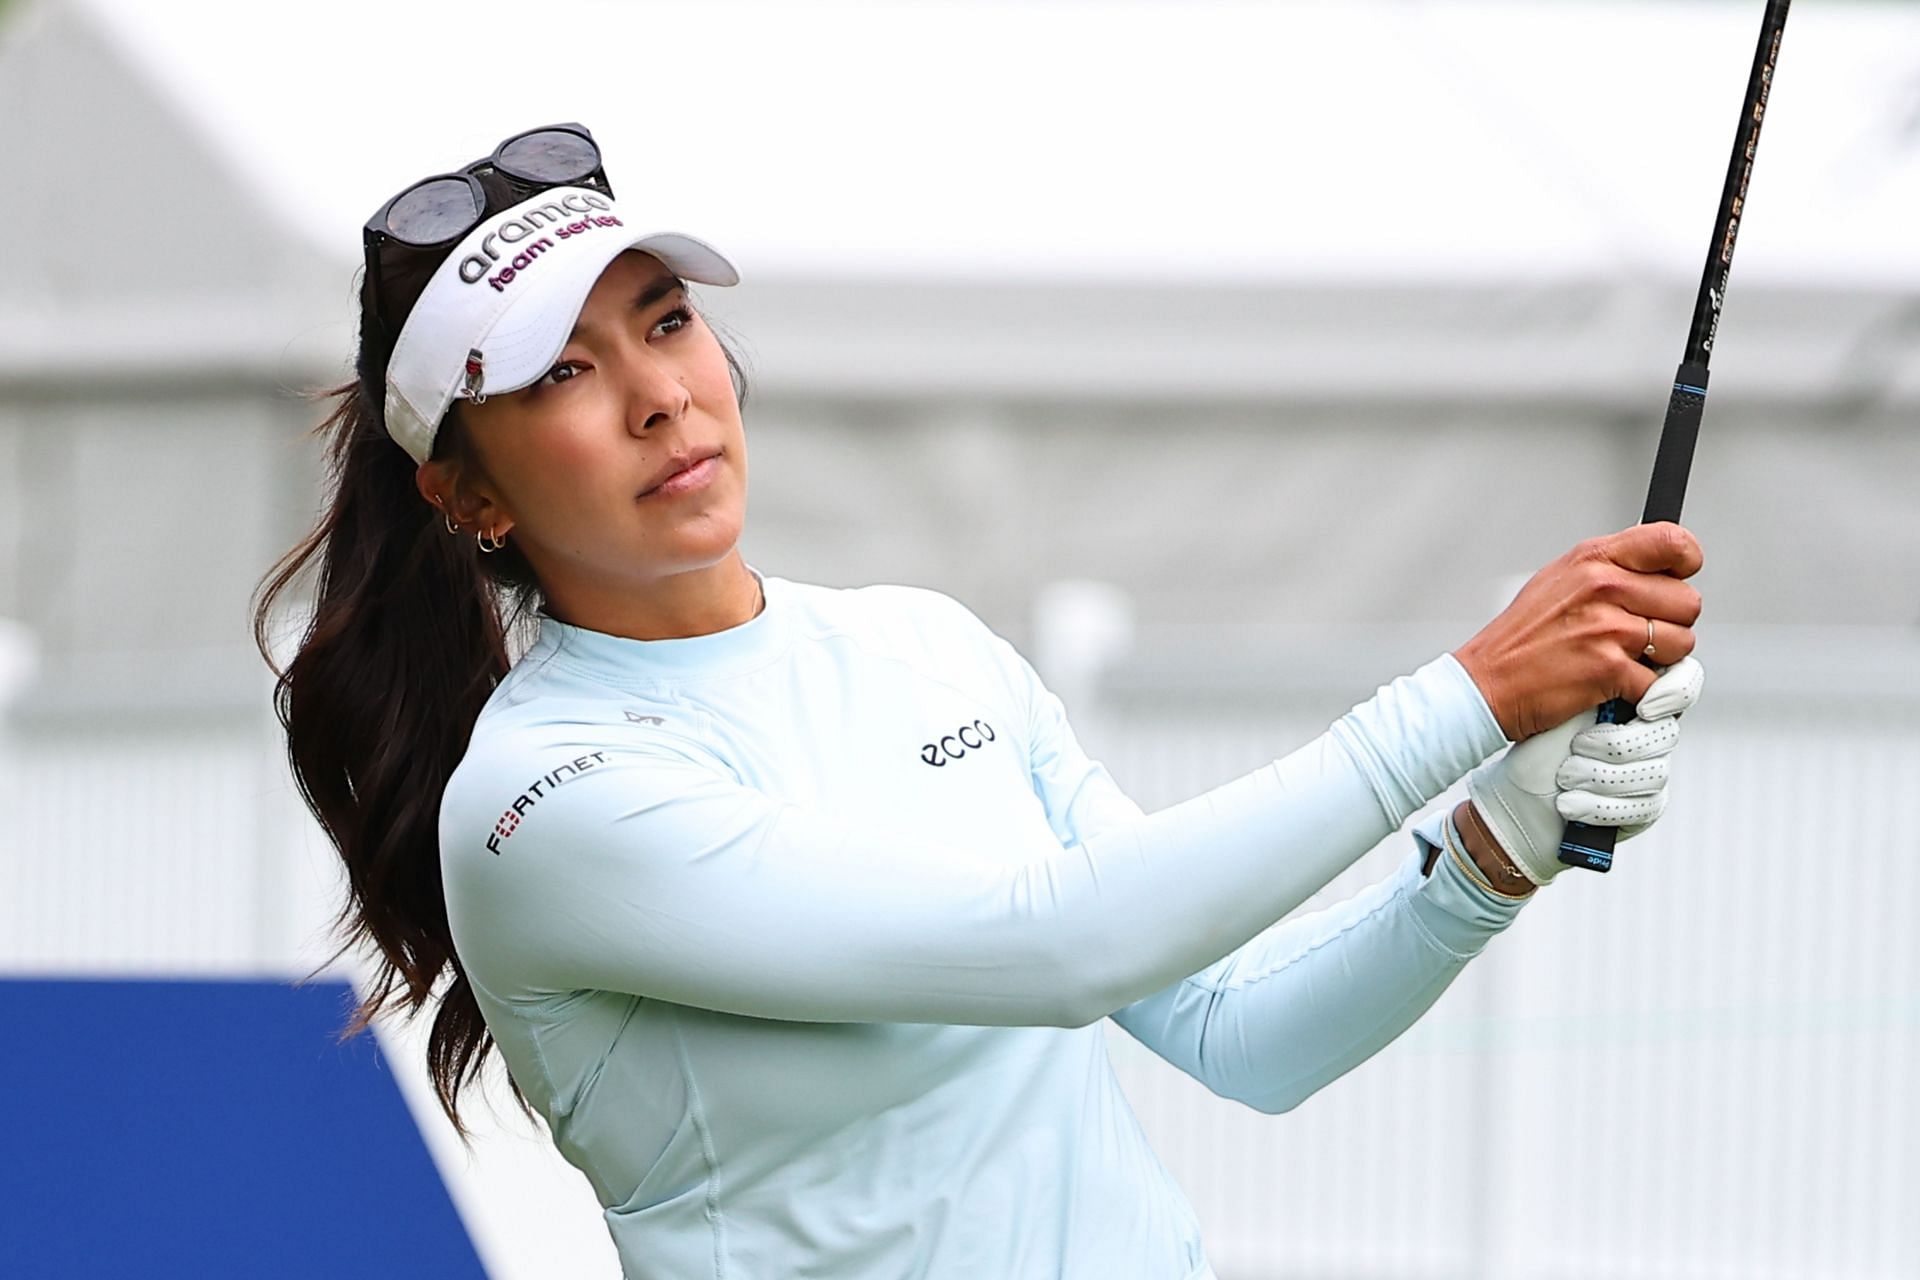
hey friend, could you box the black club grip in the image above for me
[1555,366,1706,874]
[1555,693,1640,873]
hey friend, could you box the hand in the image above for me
[1464,655,1705,886]
[1454,522,1704,742]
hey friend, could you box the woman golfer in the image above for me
[256,123,1706,1279]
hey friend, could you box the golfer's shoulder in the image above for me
[442,678,704,828]
[469,680,714,776]
[785,575,999,664]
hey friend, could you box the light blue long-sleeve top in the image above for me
[437,563,1528,1279]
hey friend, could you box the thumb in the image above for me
[1500,706,1600,799]
[1636,654,1706,720]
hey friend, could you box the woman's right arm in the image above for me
[444,520,1701,1027]
[439,651,1507,1026]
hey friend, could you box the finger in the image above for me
[1613,616,1696,684]
[1612,573,1704,630]
[1557,785,1668,828]
[1569,714,1682,763]
[1636,655,1705,720]
[1648,622,1698,670]
[1556,753,1670,797]
[1612,625,1694,705]
[1596,521,1704,579]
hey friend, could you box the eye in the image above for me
[540,359,585,387]
[653,304,694,338]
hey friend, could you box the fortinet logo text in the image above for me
[487,750,608,854]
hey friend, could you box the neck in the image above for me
[541,553,763,641]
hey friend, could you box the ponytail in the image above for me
[253,282,749,1138]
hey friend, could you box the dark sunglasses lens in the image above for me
[497,130,598,184]
[385,178,482,245]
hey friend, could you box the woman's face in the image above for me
[423,249,748,616]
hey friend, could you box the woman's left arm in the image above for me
[1107,804,1528,1114]
[974,617,1531,1114]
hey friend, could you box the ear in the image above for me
[415,458,510,534]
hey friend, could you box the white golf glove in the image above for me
[1465,655,1705,886]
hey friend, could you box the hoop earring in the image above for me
[478,527,507,554]
[444,512,460,535]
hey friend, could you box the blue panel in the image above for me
[0,978,488,1279]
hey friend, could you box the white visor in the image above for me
[381,186,739,464]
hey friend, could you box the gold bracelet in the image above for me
[1443,809,1533,902]
[1460,801,1537,890]
[1441,811,1503,897]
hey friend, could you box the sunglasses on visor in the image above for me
[361,122,614,337]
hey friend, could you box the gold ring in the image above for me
[1643,616,1658,658]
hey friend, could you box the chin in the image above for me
[654,508,747,563]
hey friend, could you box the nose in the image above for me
[608,334,691,436]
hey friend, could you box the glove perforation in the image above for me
[1464,655,1703,886]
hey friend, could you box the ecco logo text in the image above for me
[921,720,997,767]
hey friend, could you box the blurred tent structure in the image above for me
[1,1,1915,1277]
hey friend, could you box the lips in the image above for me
[640,447,722,496]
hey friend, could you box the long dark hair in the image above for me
[252,248,751,1138]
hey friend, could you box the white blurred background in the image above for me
[2,0,1916,1276]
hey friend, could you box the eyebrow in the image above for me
[567,274,685,344]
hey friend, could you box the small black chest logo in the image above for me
[922,719,997,767]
